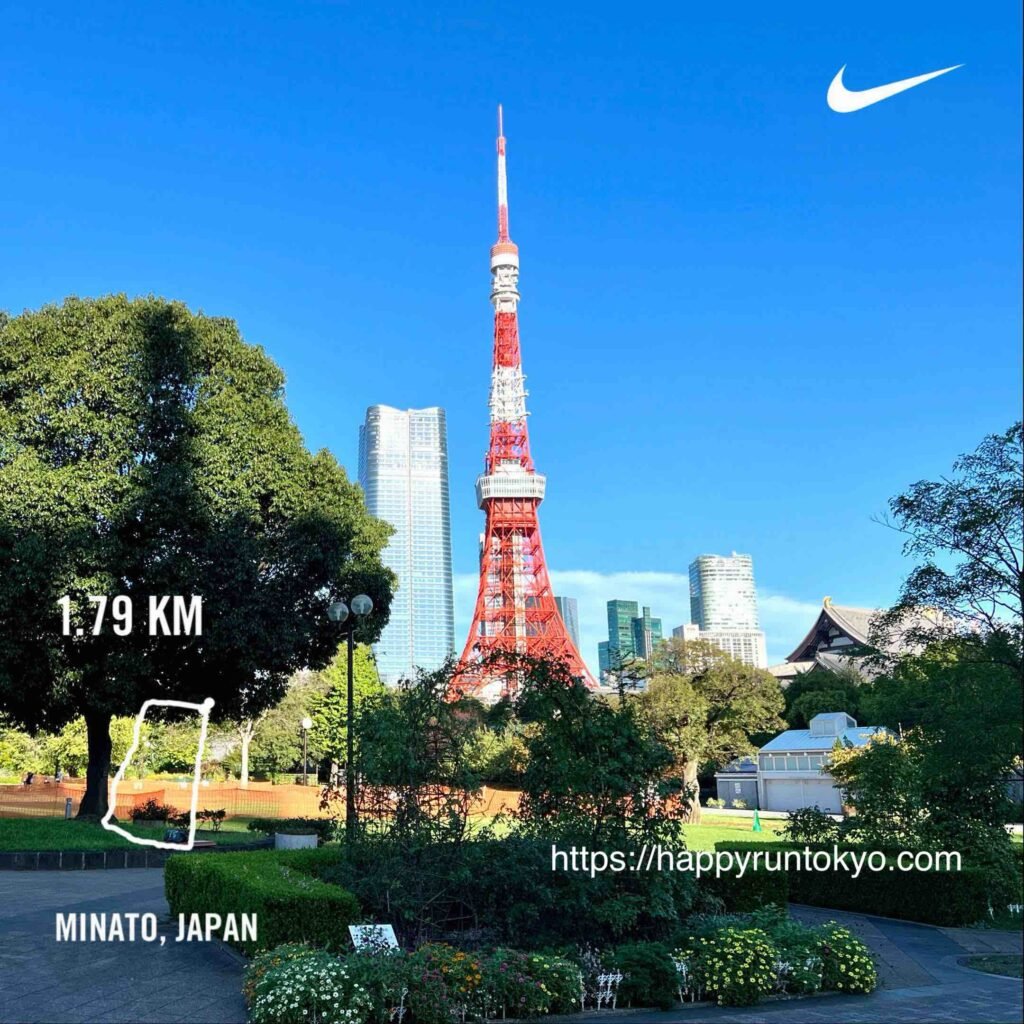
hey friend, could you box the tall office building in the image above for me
[685,553,767,668]
[359,406,455,684]
[607,599,639,664]
[690,553,760,630]
[631,606,663,660]
[554,596,580,651]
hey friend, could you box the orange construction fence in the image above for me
[0,780,522,821]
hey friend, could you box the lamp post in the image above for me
[327,594,374,839]
[300,717,312,786]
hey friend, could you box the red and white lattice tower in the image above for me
[456,107,597,700]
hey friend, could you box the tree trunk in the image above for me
[683,760,702,825]
[239,721,253,789]
[77,710,113,819]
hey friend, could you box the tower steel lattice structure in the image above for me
[456,107,596,699]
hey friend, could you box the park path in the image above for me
[0,870,244,1023]
[0,873,1020,1024]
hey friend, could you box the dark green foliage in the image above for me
[609,942,678,1010]
[0,296,395,816]
[782,806,842,844]
[247,817,338,841]
[783,665,864,729]
[715,841,1016,926]
[512,654,686,843]
[702,865,789,912]
[164,847,359,954]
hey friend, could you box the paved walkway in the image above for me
[0,874,1019,1023]
[0,870,245,1023]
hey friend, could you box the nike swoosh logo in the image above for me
[827,63,963,113]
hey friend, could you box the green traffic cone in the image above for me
[752,809,763,832]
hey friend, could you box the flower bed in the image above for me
[244,913,875,1021]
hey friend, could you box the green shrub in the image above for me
[783,807,842,844]
[247,817,338,842]
[609,942,678,1010]
[818,923,876,993]
[164,848,358,954]
[250,952,373,1024]
[679,927,776,1007]
[243,943,320,1007]
[480,949,550,1018]
[715,841,1002,926]
[703,865,788,912]
[405,945,485,1024]
[767,918,824,994]
[522,952,585,1013]
[341,949,415,1024]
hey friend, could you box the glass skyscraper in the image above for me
[358,406,455,684]
[687,553,768,668]
[554,596,580,651]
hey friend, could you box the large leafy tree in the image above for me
[0,296,394,816]
[782,663,864,728]
[875,421,1022,666]
[638,638,784,823]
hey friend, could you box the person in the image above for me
[22,772,34,785]
[55,769,64,783]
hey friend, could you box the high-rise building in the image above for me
[631,606,663,660]
[690,553,760,631]
[457,108,594,697]
[598,641,612,682]
[684,553,767,668]
[607,599,639,664]
[359,405,455,684]
[554,596,580,651]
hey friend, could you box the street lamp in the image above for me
[300,716,313,786]
[327,594,374,839]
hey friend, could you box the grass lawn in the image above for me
[0,817,267,851]
[959,955,1023,978]
[683,815,786,850]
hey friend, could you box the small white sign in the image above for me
[349,924,398,951]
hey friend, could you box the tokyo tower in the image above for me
[456,107,596,699]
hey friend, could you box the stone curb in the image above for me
[504,990,843,1022]
[0,837,272,869]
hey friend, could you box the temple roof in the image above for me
[785,598,878,663]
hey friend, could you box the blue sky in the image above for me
[2,1,1020,674]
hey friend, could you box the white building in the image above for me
[672,554,768,668]
[756,712,889,813]
[359,406,455,684]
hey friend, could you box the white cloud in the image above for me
[453,570,822,676]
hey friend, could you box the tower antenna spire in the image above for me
[496,103,509,242]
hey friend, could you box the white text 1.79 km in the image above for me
[57,595,203,636]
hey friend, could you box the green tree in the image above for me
[783,664,864,728]
[513,655,684,843]
[0,296,394,816]
[859,636,1022,841]
[309,643,385,776]
[875,421,1022,666]
[638,638,784,823]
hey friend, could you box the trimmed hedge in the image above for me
[704,865,788,912]
[165,847,358,954]
[714,841,997,927]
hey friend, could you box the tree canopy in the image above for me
[0,295,394,815]
[637,638,784,822]
[875,420,1022,666]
